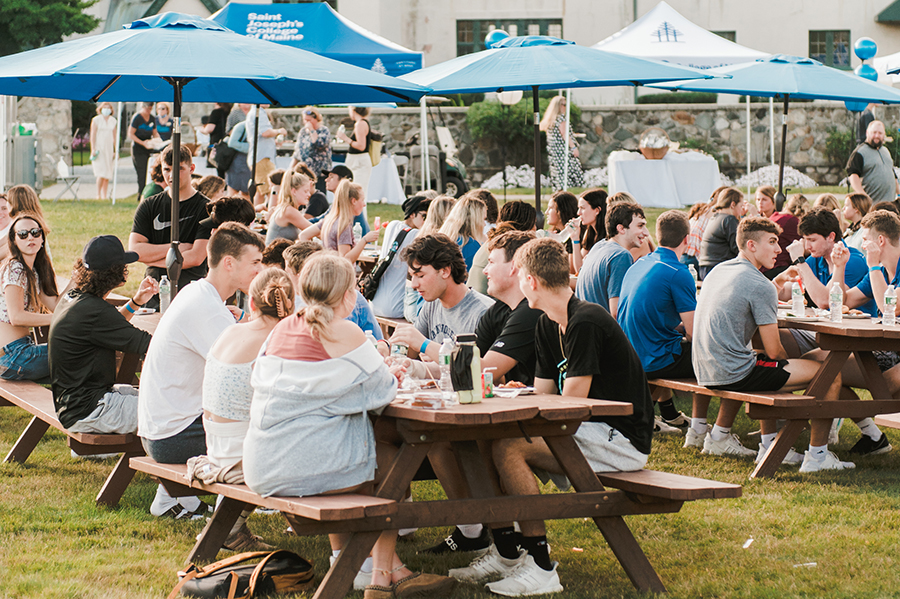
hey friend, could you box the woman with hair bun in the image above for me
[190,267,295,551]
[244,252,455,598]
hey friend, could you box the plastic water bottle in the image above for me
[688,264,699,283]
[791,281,804,316]
[352,221,363,244]
[829,281,843,323]
[159,275,171,315]
[365,331,378,347]
[438,337,455,397]
[884,284,897,327]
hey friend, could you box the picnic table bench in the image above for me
[131,395,741,598]
[375,315,407,339]
[0,313,159,507]
[874,413,900,430]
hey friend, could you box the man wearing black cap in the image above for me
[308,164,355,224]
[371,195,431,318]
[49,236,159,436]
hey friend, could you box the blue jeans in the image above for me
[0,336,49,382]
[141,415,207,464]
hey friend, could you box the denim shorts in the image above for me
[0,336,49,383]
[141,414,207,464]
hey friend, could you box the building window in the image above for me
[456,19,563,55]
[712,31,736,43]
[809,30,850,69]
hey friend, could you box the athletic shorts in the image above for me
[709,355,790,393]
[646,341,695,380]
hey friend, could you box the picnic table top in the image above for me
[777,315,900,338]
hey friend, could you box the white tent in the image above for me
[593,1,771,206]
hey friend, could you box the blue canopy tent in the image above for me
[209,2,422,77]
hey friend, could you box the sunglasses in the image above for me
[15,228,43,240]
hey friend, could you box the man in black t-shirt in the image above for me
[450,238,653,596]
[129,144,212,309]
[51,236,158,435]
[476,230,541,385]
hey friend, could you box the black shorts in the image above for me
[646,341,694,380]
[710,355,790,393]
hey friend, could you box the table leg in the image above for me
[375,442,431,500]
[453,440,503,500]
[805,351,850,399]
[95,450,143,507]
[544,435,667,593]
[856,351,892,399]
[749,420,807,479]
[4,416,50,464]
[309,530,381,599]
[186,497,249,564]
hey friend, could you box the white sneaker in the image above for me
[828,418,844,446]
[701,432,756,457]
[799,450,856,473]
[329,556,372,590]
[484,555,563,597]
[653,416,682,435]
[684,425,710,449]
[449,545,527,583]
[755,445,804,465]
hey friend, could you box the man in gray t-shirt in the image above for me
[847,120,899,205]
[693,217,851,473]
[390,233,494,364]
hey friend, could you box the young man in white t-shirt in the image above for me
[138,223,264,524]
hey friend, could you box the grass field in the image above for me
[2,195,898,598]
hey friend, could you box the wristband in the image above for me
[572,239,580,245]
[420,339,430,355]
[791,256,805,266]
[870,265,885,273]
[239,310,245,321]
[124,300,136,314]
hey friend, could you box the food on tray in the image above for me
[849,308,863,316]
[498,381,526,389]
[419,380,439,389]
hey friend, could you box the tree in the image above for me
[0,0,99,57]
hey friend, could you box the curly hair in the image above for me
[262,238,293,268]
[72,258,127,297]
[401,233,467,284]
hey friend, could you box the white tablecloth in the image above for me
[608,151,721,208]
[367,155,405,205]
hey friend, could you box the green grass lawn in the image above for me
[9,194,897,598]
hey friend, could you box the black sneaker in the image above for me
[420,526,491,554]
[849,433,892,456]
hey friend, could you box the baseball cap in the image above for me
[82,235,139,271]
[402,195,432,219]
[321,164,353,181]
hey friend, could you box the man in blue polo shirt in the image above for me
[619,210,707,444]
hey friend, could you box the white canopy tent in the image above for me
[592,1,772,202]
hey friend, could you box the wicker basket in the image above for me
[639,127,670,160]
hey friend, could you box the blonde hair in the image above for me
[276,165,310,210]
[419,196,455,236]
[302,105,322,122]
[786,194,809,218]
[607,191,638,206]
[539,96,565,132]
[321,180,362,247]
[814,193,840,212]
[439,196,487,245]
[7,185,45,222]
[299,252,355,342]
[250,267,295,320]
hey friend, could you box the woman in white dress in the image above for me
[90,102,117,201]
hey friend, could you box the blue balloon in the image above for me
[484,29,509,49]
[845,101,867,113]
[855,63,879,82]
[854,37,877,61]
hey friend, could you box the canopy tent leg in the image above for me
[533,85,542,215]
[165,80,185,297]
[774,95,789,212]
[111,101,122,204]
[746,95,752,196]
[421,96,429,191]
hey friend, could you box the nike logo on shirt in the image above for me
[153,215,196,230]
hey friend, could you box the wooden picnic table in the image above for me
[753,316,900,477]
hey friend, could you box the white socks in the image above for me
[458,524,484,539]
[691,418,708,436]
[856,418,883,441]
[150,484,201,517]
[332,550,373,574]
[808,444,827,457]
[760,433,777,449]
[710,425,731,442]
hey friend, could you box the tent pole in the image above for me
[111,101,122,204]
[563,90,570,192]
[746,95,752,196]
[769,97,775,166]
[533,86,542,216]
[166,81,185,297]
[774,95,789,212]
[421,96,429,191]
[250,104,260,201]
[0,96,7,192]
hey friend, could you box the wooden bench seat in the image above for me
[598,470,742,501]
[376,316,407,339]
[648,378,817,407]
[0,379,144,507]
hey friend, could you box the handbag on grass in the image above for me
[359,226,412,300]
[168,550,314,599]
[368,130,384,167]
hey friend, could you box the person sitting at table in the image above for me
[200,196,256,232]
[283,241,385,346]
[449,237,653,595]
[293,162,329,218]
[137,223,264,520]
[693,217,848,472]
[575,202,649,319]
[681,189,724,272]
[389,234,493,364]
[371,195,430,319]
[141,156,165,202]
[261,238,292,269]
[242,252,456,599]
[618,210,697,439]
[265,166,314,245]
[698,187,745,280]
[572,188,607,274]
[842,192,873,252]
[544,191,579,274]
[187,267,293,552]
[468,201,537,295]
[50,236,157,435]
[439,194,487,272]
[300,180,379,263]
[0,213,61,382]
[749,185,800,280]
